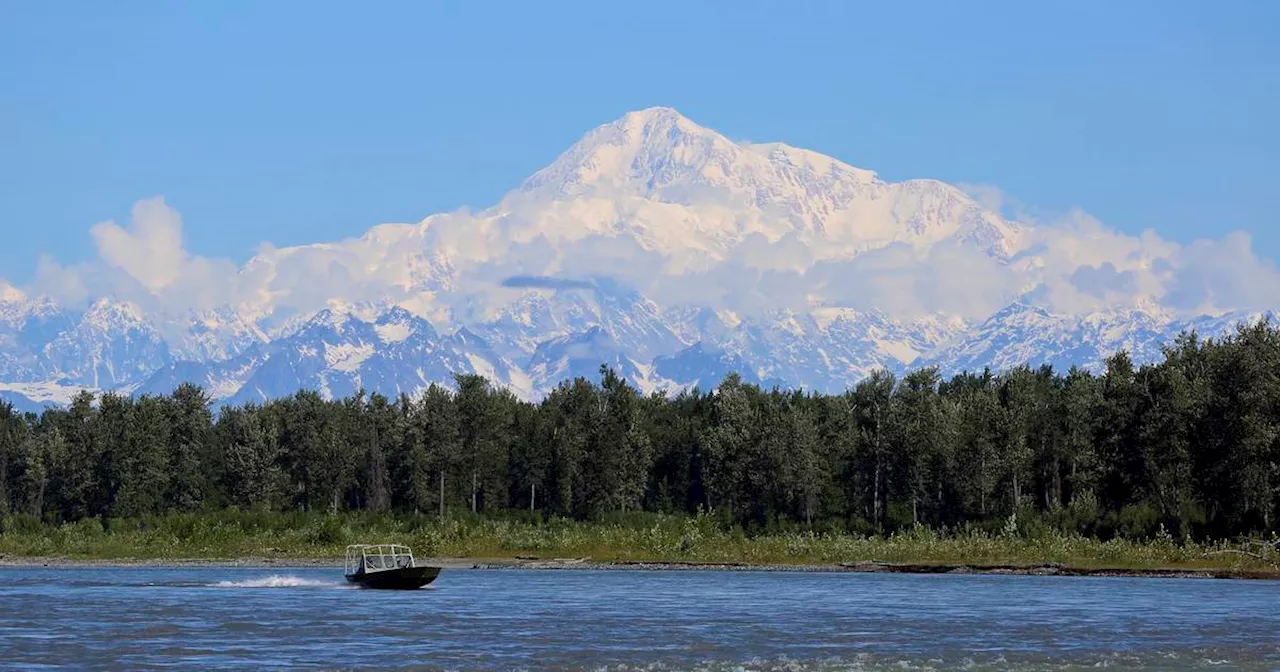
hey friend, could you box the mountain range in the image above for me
[0,107,1272,412]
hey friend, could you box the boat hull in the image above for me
[344,566,441,590]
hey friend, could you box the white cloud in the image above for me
[32,255,92,308]
[30,196,243,314]
[730,232,813,272]
[957,183,1012,217]
[1001,206,1280,317]
[1164,232,1280,314]
[807,242,1017,320]
[15,182,1280,333]
[90,197,187,292]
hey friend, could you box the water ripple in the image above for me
[0,568,1276,670]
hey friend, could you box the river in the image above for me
[0,567,1276,670]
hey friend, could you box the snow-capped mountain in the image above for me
[514,107,1023,263]
[42,299,170,389]
[919,304,1280,377]
[137,306,531,406]
[917,303,1173,375]
[0,107,1274,408]
[0,294,71,383]
[167,307,270,362]
[526,326,651,391]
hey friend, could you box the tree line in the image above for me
[2,321,1279,541]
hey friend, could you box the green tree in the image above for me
[11,430,50,518]
[454,374,511,513]
[49,391,101,521]
[584,366,653,516]
[702,374,756,520]
[218,404,284,510]
[167,383,214,511]
[113,394,171,517]
[0,401,28,516]
[778,391,825,527]
[854,370,895,529]
[892,368,944,525]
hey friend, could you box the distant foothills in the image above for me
[1,317,1277,546]
[1,107,1277,416]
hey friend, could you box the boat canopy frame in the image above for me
[345,544,416,576]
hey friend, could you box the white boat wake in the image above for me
[210,575,347,589]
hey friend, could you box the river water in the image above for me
[0,567,1276,670]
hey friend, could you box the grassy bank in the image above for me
[0,510,1276,574]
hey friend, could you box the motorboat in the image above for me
[343,544,441,589]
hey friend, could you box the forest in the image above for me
[1,320,1278,544]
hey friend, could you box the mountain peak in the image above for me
[306,308,353,332]
[619,105,687,125]
[614,106,709,140]
[85,298,146,325]
[491,106,1024,268]
[375,305,418,324]
[0,282,25,303]
[517,106,736,198]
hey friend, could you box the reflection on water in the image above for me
[0,567,1276,670]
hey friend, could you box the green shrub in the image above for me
[305,516,349,547]
[0,509,1273,572]
[0,513,44,535]
[1109,503,1163,540]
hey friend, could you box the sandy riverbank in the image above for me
[1,553,1275,580]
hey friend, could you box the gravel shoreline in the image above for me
[0,553,1275,580]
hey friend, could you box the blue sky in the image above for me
[1,0,1277,283]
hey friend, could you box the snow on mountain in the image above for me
[0,283,24,304]
[506,106,1023,267]
[166,307,270,362]
[0,390,55,414]
[0,381,90,413]
[0,107,1275,407]
[653,342,786,391]
[135,348,270,402]
[526,326,651,391]
[148,306,526,406]
[42,299,171,388]
[0,294,72,382]
[1173,309,1280,343]
[469,278,686,365]
[664,307,966,393]
[917,303,1278,377]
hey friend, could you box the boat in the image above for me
[343,544,441,589]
